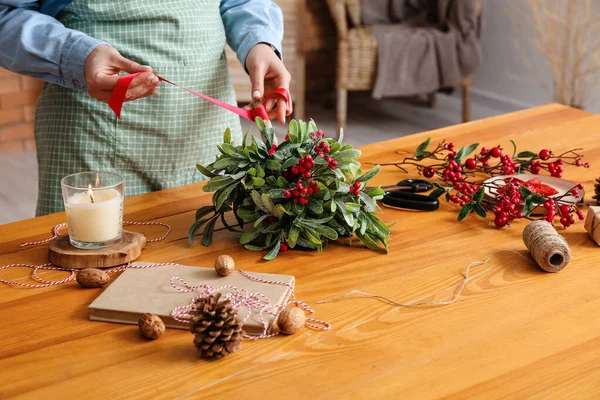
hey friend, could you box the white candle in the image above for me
[65,188,123,243]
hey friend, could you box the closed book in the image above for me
[89,263,295,335]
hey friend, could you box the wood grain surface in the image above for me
[48,231,147,269]
[1,104,600,399]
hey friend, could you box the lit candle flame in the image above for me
[88,184,94,204]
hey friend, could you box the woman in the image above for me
[0,0,291,215]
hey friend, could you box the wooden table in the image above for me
[2,104,600,399]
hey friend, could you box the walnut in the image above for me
[138,313,165,340]
[277,307,306,335]
[215,255,235,276]
[76,268,110,288]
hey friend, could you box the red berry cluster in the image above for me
[283,154,315,181]
[441,160,464,184]
[314,141,338,169]
[262,215,279,225]
[350,181,361,196]
[310,130,326,143]
[283,180,320,205]
[267,143,277,156]
[547,159,564,178]
[492,182,524,227]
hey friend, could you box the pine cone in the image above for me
[593,178,600,204]
[190,293,244,360]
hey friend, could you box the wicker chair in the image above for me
[326,0,483,135]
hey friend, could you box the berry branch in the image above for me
[378,138,588,229]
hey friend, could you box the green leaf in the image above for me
[523,200,534,217]
[223,128,232,144]
[195,205,214,221]
[454,143,479,165]
[302,223,338,240]
[520,185,532,198]
[215,182,238,211]
[474,203,487,218]
[277,176,288,189]
[308,119,318,134]
[288,119,299,137]
[263,241,281,261]
[273,204,288,219]
[531,194,545,203]
[282,157,300,170]
[333,149,361,162]
[336,199,355,226]
[359,192,377,212]
[255,117,266,132]
[189,216,213,246]
[457,204,473,222]
[267,188,286,200]
[366,187,385,199]
[517,151,538,158]
[265,159,282,171]
[251,190,265,211]
[257,164,265,178]
[307,198,324,214]
[414,138,431,159]
[201,216,218,246]
[338,128,344,144]
[429,187,446,199]
[344,202,361,212]
[213,157,239,170]
[236,207,260,221]
[356,231,381,251]
[510,139,517,157]
[473,187,485,203]
[356,165,381,183]
[240,228,261,245]
[288,225,300,248]
[203,176,235,192]
[251,177,265,187]
[246,167,256,177]
[196,163,218,178]
[330,142,341,154]
[261,193,275,213]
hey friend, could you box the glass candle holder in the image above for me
[61,171,124,249]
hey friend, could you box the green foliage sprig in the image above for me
[189,118,390,260]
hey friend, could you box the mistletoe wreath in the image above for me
[189,119,390,260]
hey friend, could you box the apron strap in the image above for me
[108,72,291,122]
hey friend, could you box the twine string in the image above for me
[170,269,331,339]
[317,250,530,308]
[2,221,172,287]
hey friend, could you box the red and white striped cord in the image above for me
[20,220,171,247]
[3,221,172,287]
[170,269,331,339]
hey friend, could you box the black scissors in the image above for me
[378,179,439,212]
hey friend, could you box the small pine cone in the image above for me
[593,178,600,203]
[190,293,244,360]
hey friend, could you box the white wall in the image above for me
[473,1,600,114]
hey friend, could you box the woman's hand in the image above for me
[84,44,160,103]
[245,43,292,124]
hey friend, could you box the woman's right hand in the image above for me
[84,44,160,103]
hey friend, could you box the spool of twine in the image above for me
[523,220,571,273]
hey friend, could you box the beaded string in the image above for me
[1,221,172,287]
[170,269,330,339]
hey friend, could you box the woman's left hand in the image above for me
[245,43,292,124]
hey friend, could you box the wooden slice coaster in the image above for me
[48,231,147,269]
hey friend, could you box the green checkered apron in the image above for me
[34,0,242,215]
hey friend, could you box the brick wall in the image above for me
[0,0,337,154]
[0,68,43,153]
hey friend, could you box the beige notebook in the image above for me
[89,263,295,335]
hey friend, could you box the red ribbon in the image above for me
[108,72,291,121]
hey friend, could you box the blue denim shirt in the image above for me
[0,0,283,91]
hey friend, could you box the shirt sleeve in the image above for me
[0,1,105,91]
[220,0,284,69]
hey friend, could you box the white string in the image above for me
[317,250,531,308]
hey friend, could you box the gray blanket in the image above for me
[363,0,481,99]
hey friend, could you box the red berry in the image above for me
[305,154,313,161]
[490,147,502,158]
[280,243,288,252]
[559,205,570,215]
[268,149,275,155]
[284,189,291,198]
[538,149,551,160]
[423,166,435,178]
[285,134,290,140]
[310,180,317,187]
[577,210,585,220]
[584,162,591,168]
[301,188,308,195]
[307,188,314,194]
[303,171,310,179]
[302,197,309,204]
[577,183,584,189]
[480,147,488,155]
[353,182,361,189]
[495,216,508,227]
[572,189,579,197]
[291,167,299,175]
[465,158,477,170]
[299,166,306,173]
[329,160,338,168]
[314,186,320,192]
[293,189,300,197]
[296,183,304,190]
[299,158,305,165]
